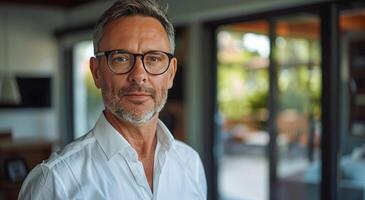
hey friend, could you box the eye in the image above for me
[114,56,128,62]
[145,53,164,62]
[111,53,130,63]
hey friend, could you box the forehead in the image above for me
[99,15,170,52]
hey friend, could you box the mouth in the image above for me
[119,85,155,103]
[123,92,152,103]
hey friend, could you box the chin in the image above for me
[113,106,157,126]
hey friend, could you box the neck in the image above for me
[104,109,158,158]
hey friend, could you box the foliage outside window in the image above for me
[217,29,321,126]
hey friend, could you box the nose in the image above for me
[127,56,147,84]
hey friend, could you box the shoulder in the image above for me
[45,131,97,168]
[19,132,98,199]
[171,140,201,165]
[169,139,207,196]
[173,140,197,154]
[19,131,97,191]
[19,160,67,199]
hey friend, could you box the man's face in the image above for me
[90,16,177,125]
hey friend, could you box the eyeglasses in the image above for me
[95,50,174,75]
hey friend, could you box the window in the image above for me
[72,40,103,138]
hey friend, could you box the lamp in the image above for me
[0,74,21,104]
[0,10,21,105]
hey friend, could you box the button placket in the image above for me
[153,146,167,200]
[126,150,154,197]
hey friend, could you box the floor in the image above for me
[219,155,268,200]
[218,153,310,200]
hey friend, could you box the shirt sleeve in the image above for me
[18,164,67,200]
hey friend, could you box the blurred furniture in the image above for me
[278,152,365,200]
[278,172,364,200]
[0,138,52,200]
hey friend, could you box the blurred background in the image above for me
[0,0,364,199]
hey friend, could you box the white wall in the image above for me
[0,5,64,141]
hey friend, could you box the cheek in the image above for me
[153,79,169,93]
[158,78,171,97]
[155,85,169,102]
[100,77,121,98]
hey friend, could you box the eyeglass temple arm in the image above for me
[94,52,106,57]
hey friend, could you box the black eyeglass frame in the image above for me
[95,50,175,75]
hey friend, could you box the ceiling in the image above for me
[0,0,100,8]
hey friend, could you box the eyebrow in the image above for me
[101,49,171,54]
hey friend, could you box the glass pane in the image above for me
[339,8,365,200]
[73,41,103,138]
[217,20,269,200]
[274,14,322,200]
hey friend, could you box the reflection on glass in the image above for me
[339,8,365,200]
[73,41,103,138]
[217,21,269,200]
[275,15,322,200]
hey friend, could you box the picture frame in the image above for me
[4,158,28,183]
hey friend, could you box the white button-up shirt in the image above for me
[19,114,207,200]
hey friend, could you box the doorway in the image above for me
[215,13,322,200]
[209,2,365,200]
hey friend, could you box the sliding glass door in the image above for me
[216,20,270,200]
[274,14,322,200]
[215,10,322,200]
[212,2,365,199]
[338,7,365,200]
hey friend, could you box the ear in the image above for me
[90,57,102,89]
[167,57,177,89]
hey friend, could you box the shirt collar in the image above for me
[94,113,175,160]
[156,119,174,152]
[94,113,131,160]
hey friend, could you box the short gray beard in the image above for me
[104,88,168,126]
[114,92,167,126]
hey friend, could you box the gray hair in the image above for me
[92,0,175,54]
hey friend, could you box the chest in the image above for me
[64,154,200,200]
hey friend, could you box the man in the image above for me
[18,0,207,199]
